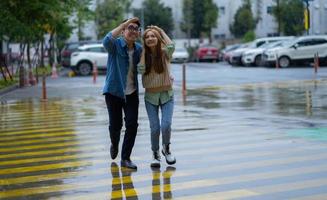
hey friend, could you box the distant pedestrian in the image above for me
[102,17,142,170]
[138,25,176,168]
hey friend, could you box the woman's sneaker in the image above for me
[162,144,176,165]
[151,151,161,168]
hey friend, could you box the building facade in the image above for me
[68,0,327,42]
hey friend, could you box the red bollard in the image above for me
[93,61,98,84]
[182,63,187,104]
[41,74,47,101]
[314,53,319,74]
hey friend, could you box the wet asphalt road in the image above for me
[0,62,327,199]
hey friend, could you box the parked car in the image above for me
[172,47,189,63]
[241,37,294,66]
[70,44,107,75]
[262,35,327,68]
[194,45,219,62]
[219,44,241,62]
[229,36,293,66]
[60,40,101,68]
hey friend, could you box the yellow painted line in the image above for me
[0,147,305,185]
[0,128,275,153]
[0,165,192,188]
[0,120,97,133]
[185,150,327,171]
[0,138,104,153]
[1,111,71,119]
[0,159,104,175]
[0,127,75,136]
[0,151,107,166]
[174,190,259,200]
[0,117,79,127]
[289,193,327,200]
[0,132,102,147]
[24,179,221,200]
[1,109,75,115]
[0,131,91,143]
[1,114,75,123]
[0,144,105,159]
[253,178,327,194]
[2,147,327,190]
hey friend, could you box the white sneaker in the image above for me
[150,151,161,168]
[162,144,176,165]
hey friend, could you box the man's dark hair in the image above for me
[122,18,141,27]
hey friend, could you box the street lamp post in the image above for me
[303,0,313,35]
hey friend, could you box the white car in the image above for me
[262,35,327,68]
[172,47,189,63]
[70,44,107,75]
[241,37,294,66]
[229,36,293,66]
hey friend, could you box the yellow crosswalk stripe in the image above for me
[253,178,327,194]
[2,147,327,191]
[0,130,103,142]
[17,179,223,200]
[0,127,76,136]
[0,138,105,152]
[0,151,107,166]
[290,193,327,200]
[0,159,104,175]
[0,144,105,159]
[0,134,96,147]
[174,190,259,200]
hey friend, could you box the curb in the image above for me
[0,84,19,96]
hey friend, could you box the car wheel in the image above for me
[254,55,262,66]
[78,62,92,76]
[278,56,290,68]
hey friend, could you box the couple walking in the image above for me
[102,17,176,170]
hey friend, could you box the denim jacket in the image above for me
[102,32,142,99]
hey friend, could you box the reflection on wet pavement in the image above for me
[1,78,327,199]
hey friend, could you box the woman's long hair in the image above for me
[143,29,167,74]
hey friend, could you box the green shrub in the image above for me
[242,30,256,42]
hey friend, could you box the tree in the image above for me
[95,0,131,39]
[230,0,256,38]
[134,0,174,36]
[272,0,304,36]
[180,0,193,45]
[181,0,218,39]
[75,0,94,41]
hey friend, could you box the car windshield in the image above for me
[175,48,187,52]
[261,41,283,48]
[67,43,80,50]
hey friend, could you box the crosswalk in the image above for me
[1,93,327,200]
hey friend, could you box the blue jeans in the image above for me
[145,98,174,152]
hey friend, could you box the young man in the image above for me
[102,18,142,170]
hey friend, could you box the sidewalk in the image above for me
[1,72,327,199]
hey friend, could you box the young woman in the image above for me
[138,25,176,168]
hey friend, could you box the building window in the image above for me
[214,34,226,39]
[219,7,225,15]
[267,6,273,14]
